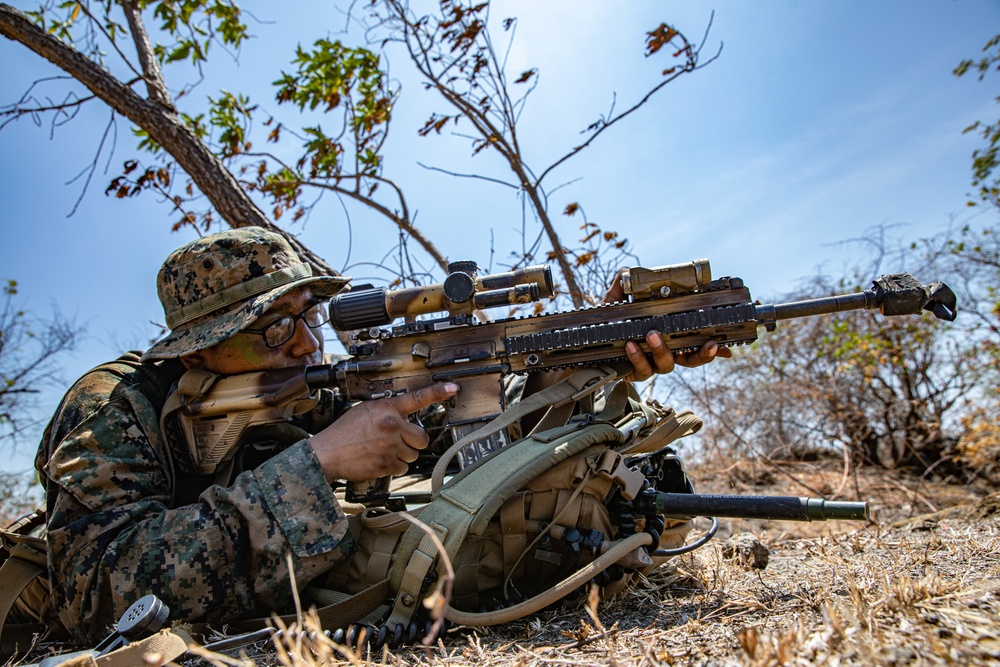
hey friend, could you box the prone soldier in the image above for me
[34,226,726,641]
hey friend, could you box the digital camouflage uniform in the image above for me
[34,228,354,642]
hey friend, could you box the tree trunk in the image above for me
[0,3,337,279]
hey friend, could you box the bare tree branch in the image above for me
[0,2,336,279]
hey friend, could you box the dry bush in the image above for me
[0,470,42,528]
[955,397,1000,480]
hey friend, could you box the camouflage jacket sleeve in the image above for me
[36,363,354,642]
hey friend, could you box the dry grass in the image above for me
[15,464,1000,667]
[181,463,1000,667]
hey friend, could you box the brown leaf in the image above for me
[564,202,580,216]
[646,23,679,56]
[514,69,536,84]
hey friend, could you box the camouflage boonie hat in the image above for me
[142,227,349,361]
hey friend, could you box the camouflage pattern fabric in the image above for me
[35,356,354,643]
[141,227,348,361]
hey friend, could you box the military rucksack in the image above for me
[0,509,60,659]
[299,367,703,646]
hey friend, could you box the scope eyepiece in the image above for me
[330,286,391,331]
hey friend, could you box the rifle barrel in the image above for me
[653,493,870,522]
[769,291,875,321]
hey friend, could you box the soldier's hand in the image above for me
[623,334,732,383]
[604,271,732,382]
[308,382,459,483]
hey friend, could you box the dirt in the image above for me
[16,462,1000,667]
[416,463,1000,667]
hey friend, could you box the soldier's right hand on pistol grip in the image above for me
[307,382,460,483]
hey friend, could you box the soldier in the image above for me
[35,227,726,642]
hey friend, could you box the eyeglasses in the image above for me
[241,301,330,348]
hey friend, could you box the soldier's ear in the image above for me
[180,353,205,370]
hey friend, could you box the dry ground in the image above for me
[17,462,1000,667]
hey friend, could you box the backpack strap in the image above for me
[430,366,621,492]
[229,579,392,635]
[0,541,47,659]
[386,422,627,628]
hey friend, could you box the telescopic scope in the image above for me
[330,262,554,331]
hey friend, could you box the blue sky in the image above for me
[1,1,998,473]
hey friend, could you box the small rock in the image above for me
[721,534,770,570]
[885,646,917,665]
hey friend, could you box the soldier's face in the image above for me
[183,287,326,374]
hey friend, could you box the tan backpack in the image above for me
[0,509,63,659]
[304,370,703,646]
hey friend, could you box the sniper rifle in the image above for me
[170,259,956,523]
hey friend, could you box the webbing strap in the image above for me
[366,531,400,586]
[0,547,46,659]
[430,366,621,492]
[386,525,448,628]
[618,408,703,455]
[235,579,393,634]
[305,586,389,628]
[311,579,392,630]
[96,629,190,667]
[526,401,576,436]
[500,493,527,582]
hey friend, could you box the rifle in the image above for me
[170,259,955,522]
